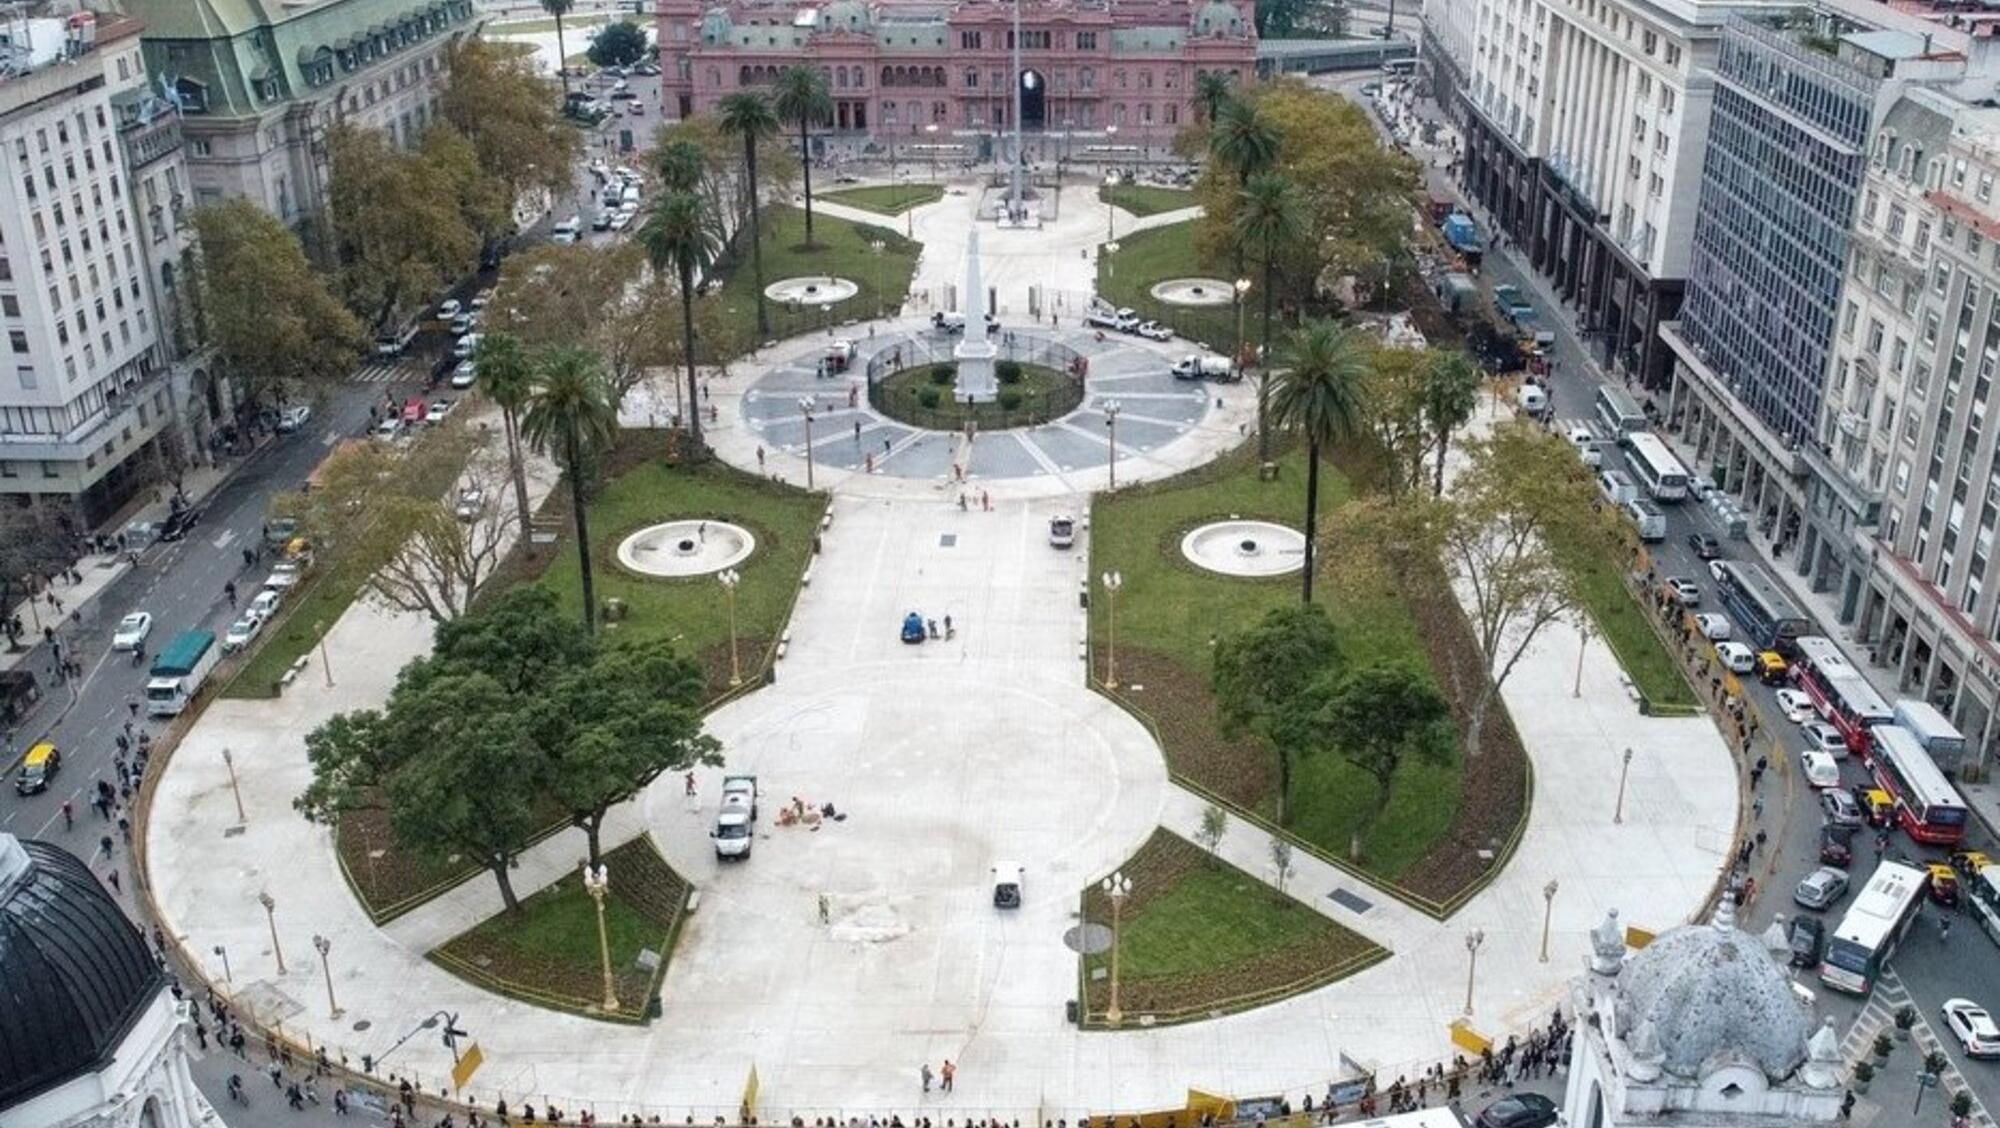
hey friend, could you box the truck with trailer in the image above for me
[146,630,218,717]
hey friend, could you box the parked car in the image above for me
[375,415,403,439]
[1788,914,1824,968]
[248,589,282,620]
[1472,1093,1558,1128]
[427,398,455,425]
[1802,721,1847,757]
[1775,688,1816,723]
[1793,866,1850,911]
[451,360,478,389]
[992,861,1024,908]
[276,404,313,433]
[222,613,265,653]
[1821,788,1866,830]
[453,332,483,359]
[111,612,153,652]
[263,560,306,593]
[1134,320,1173,341]
[1693,613,1732,641]
[1944,999,2000,1058]
[1715,641,1755,674]
[1818,826,1853,868]
[1799,749,1841,789]
[158,506,203,543]
[900,611,926,643]
[436,298,462,320]
[1664,577,1700,605]
[454,486,485,522]
[1687,532,1722,559]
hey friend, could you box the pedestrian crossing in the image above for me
[1841,969,1998,1128]
[348,362,415,385]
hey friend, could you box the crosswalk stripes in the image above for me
[1840,969,1999,1127]
[349,363,413,385]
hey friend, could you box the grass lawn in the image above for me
[710,206,919,346]
[1090,445,1460,881]
[1096,220,1240,353]
[872,361,1081,430]
[430,836,690,1020]
[525,432,825,693]
[1100,183,1198,218]
[484,14,611,35]
[822,183,946,215]
[1078,830,1384,1023]
[1555,533,1699,712]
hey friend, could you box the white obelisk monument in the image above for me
[953,229,997,402]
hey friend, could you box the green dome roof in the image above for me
[1193,0,1243,36]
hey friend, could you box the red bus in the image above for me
[1871,724,1970,845]
[1792,636,1894,755]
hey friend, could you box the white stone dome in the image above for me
[1614,907,1812,1082]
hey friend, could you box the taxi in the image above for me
[1755,650,1789,685]
[1927,863,1962,907]
[1951,849,1994,876]
[1852,786,1896,829]
[14,741,60,795]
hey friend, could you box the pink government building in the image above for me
[654,0,1256,141]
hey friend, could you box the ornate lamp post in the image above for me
[313,934,342,1017]
[213,943,232,984]
[222,747,246,824]
[315,619,334,687]
[581,862,619,1012]
[1104,399,1122,490]
[1462,928,1485,1015]
[926,122,940,182]
[1615,746,1635,824]
[1234,277,1251,369]
[1104,170,1118,242]
[1102,869,1132,1025]
[258,891,286,974]
[719,569,743,686]
[1540,879,1559,963]
[798,397,818,491]
[1101,570,1123,689]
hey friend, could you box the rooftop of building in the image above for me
[0,4,142,85]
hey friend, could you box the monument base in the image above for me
[954,338,999,403]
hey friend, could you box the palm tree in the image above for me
[656,138,707,195]
[641,190,722,456]
[1210,97,1279,188]
[473,332,536,537]
[541,0,574,98]
[773,65,833,246]
[1422,351,1482,497]
[1235,172,1302,466]
[719,91,780,338]
[519,346,618,634]
[1272,321,1369,604]
[1193,72,1234,126]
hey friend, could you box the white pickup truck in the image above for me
[712,773,758,860]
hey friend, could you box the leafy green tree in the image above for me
[0,506,82,637]
[1277,660,1449,859]
[1194,803,1228,861]
[773,65,833,245]
[475,333,537,537]
[189,199,364,410]
[1194,72,1234,125]
[520,347,619,633]
[538,644,722,866]
[326,124,477,332]
[439,39,581,204]
[1211,603,1342,737]
[656,138,708,194]
[424,587,596,696]
[1422,351,1482,497]
[1210,98,1279,189]
[421,124,514,253]
[588,20,647,68]
[1269,837,1295,897]
[719,92,780,337]
[641,191,721,453]
[1272,320,1369,603]
[541,0,576,97]
[1235,172,1302,464]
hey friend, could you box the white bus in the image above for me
[1623,432,1690,502]
[1820,860,1927,994]
[1970,867,2000,947]
[1595,385,1647,441]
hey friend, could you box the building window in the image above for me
[1076,31,1096,49]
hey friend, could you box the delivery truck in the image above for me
[146,629,218,717]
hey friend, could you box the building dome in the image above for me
[0,835,165,1110]
[699,8,734,45]
[1192,0,1243,37]
[821,0,871,32]
[1613,902,1811,1082]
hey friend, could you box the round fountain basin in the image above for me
[765,276,860,305]
[1150,277,1238,308]
[617,520,757,578]
[1180,520,1306,577]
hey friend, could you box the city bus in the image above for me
[1871,724,1970,845]
[1595,385,1647,442]
[1969,866,2000,947]
[1623,432,1690,502]
[1792,635,1895,754]
[1712,561,1810,655]
[1821,860,1927,994]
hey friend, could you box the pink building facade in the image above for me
[655,0,1255,141]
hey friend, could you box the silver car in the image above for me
[1794,866,1850,911]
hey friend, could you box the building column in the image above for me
[1795,521,1819,580]
[1837,565,1861,625]
[1969,688,1998,781]
[1899,625,1926,692]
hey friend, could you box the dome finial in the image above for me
[1802,1017,1842,1089]
[1590,908,1625,975]
[1713,890,1738,932]
[1627,1018,1666,1082]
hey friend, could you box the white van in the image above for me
[1518,384,1549,417]
[1598,468,1637,507]
[1171,354,1234,381]
[373,320,419,357]
[1566,424,1602,467]
[551,215,583,245]
[1625,497,1666,541]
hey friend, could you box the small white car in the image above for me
[276,404,312,433]
[249,589,282,619]
[1567,425,1602,467]
[454,485,485,522]
[1665,577,1700,605]
[1802,721,1848,757]
[1708,560,1730,583]
[469,291,491,312]
[263,561,305,592]
[451,360,478,389]
[375,415,403,439]
[1135,320,1173,341]
[1775,688,1817,724]
[222,612,265,653]
[1693,613,1732,641]
[437,298,462,320]
[111,611,153,652]
[453,332,483,360]
[427,398,455,425]
[1715,641,1755,674]
[1799,749,1841,790]
[1794,865,1849,910]
[1943,999,2000,1058]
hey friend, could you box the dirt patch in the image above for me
[693,635,774,701]
[1114,649,1270,812]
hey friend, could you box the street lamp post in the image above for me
[222,747,246,824]
[581,862,619,1012]
[1574,619,1590,698]
[1101,570,1123,688]
[258,891,286,975]
[1102,869,1132,1025]
[315,620,334,687]
[720,569,743,686]
[1462,928,1485,1015]
[1614,746,1635,824]
[1540,879,1559,963]
[1103,124,1118,181]
[213,943,232,984]
[799,398,818,491]
[926,123,939,183]
[1104,399,1122,490]
[313,934,342,1017]
[1105,172,1117,242]
[1234,278,1251,369]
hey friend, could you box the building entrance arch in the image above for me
[1020,69,1046,128]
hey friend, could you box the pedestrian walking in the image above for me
[1752,794,1764,820]
[940,1060,955,1092]
[60,800,72,830]
[757,446,766,471]
[944,614,954,639]
[127,699,139,718]
[1941,914,1953,943]
[99,833,114,858]
[818,893,830,924]
[921,1063,934,1093]
[980,490,990,511]
[105,869,120,892]
[1749,764,1764,789]
[685,772,697,797]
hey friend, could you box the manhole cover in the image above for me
[352,1019,372,1032]
[1064,923,1113,954]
